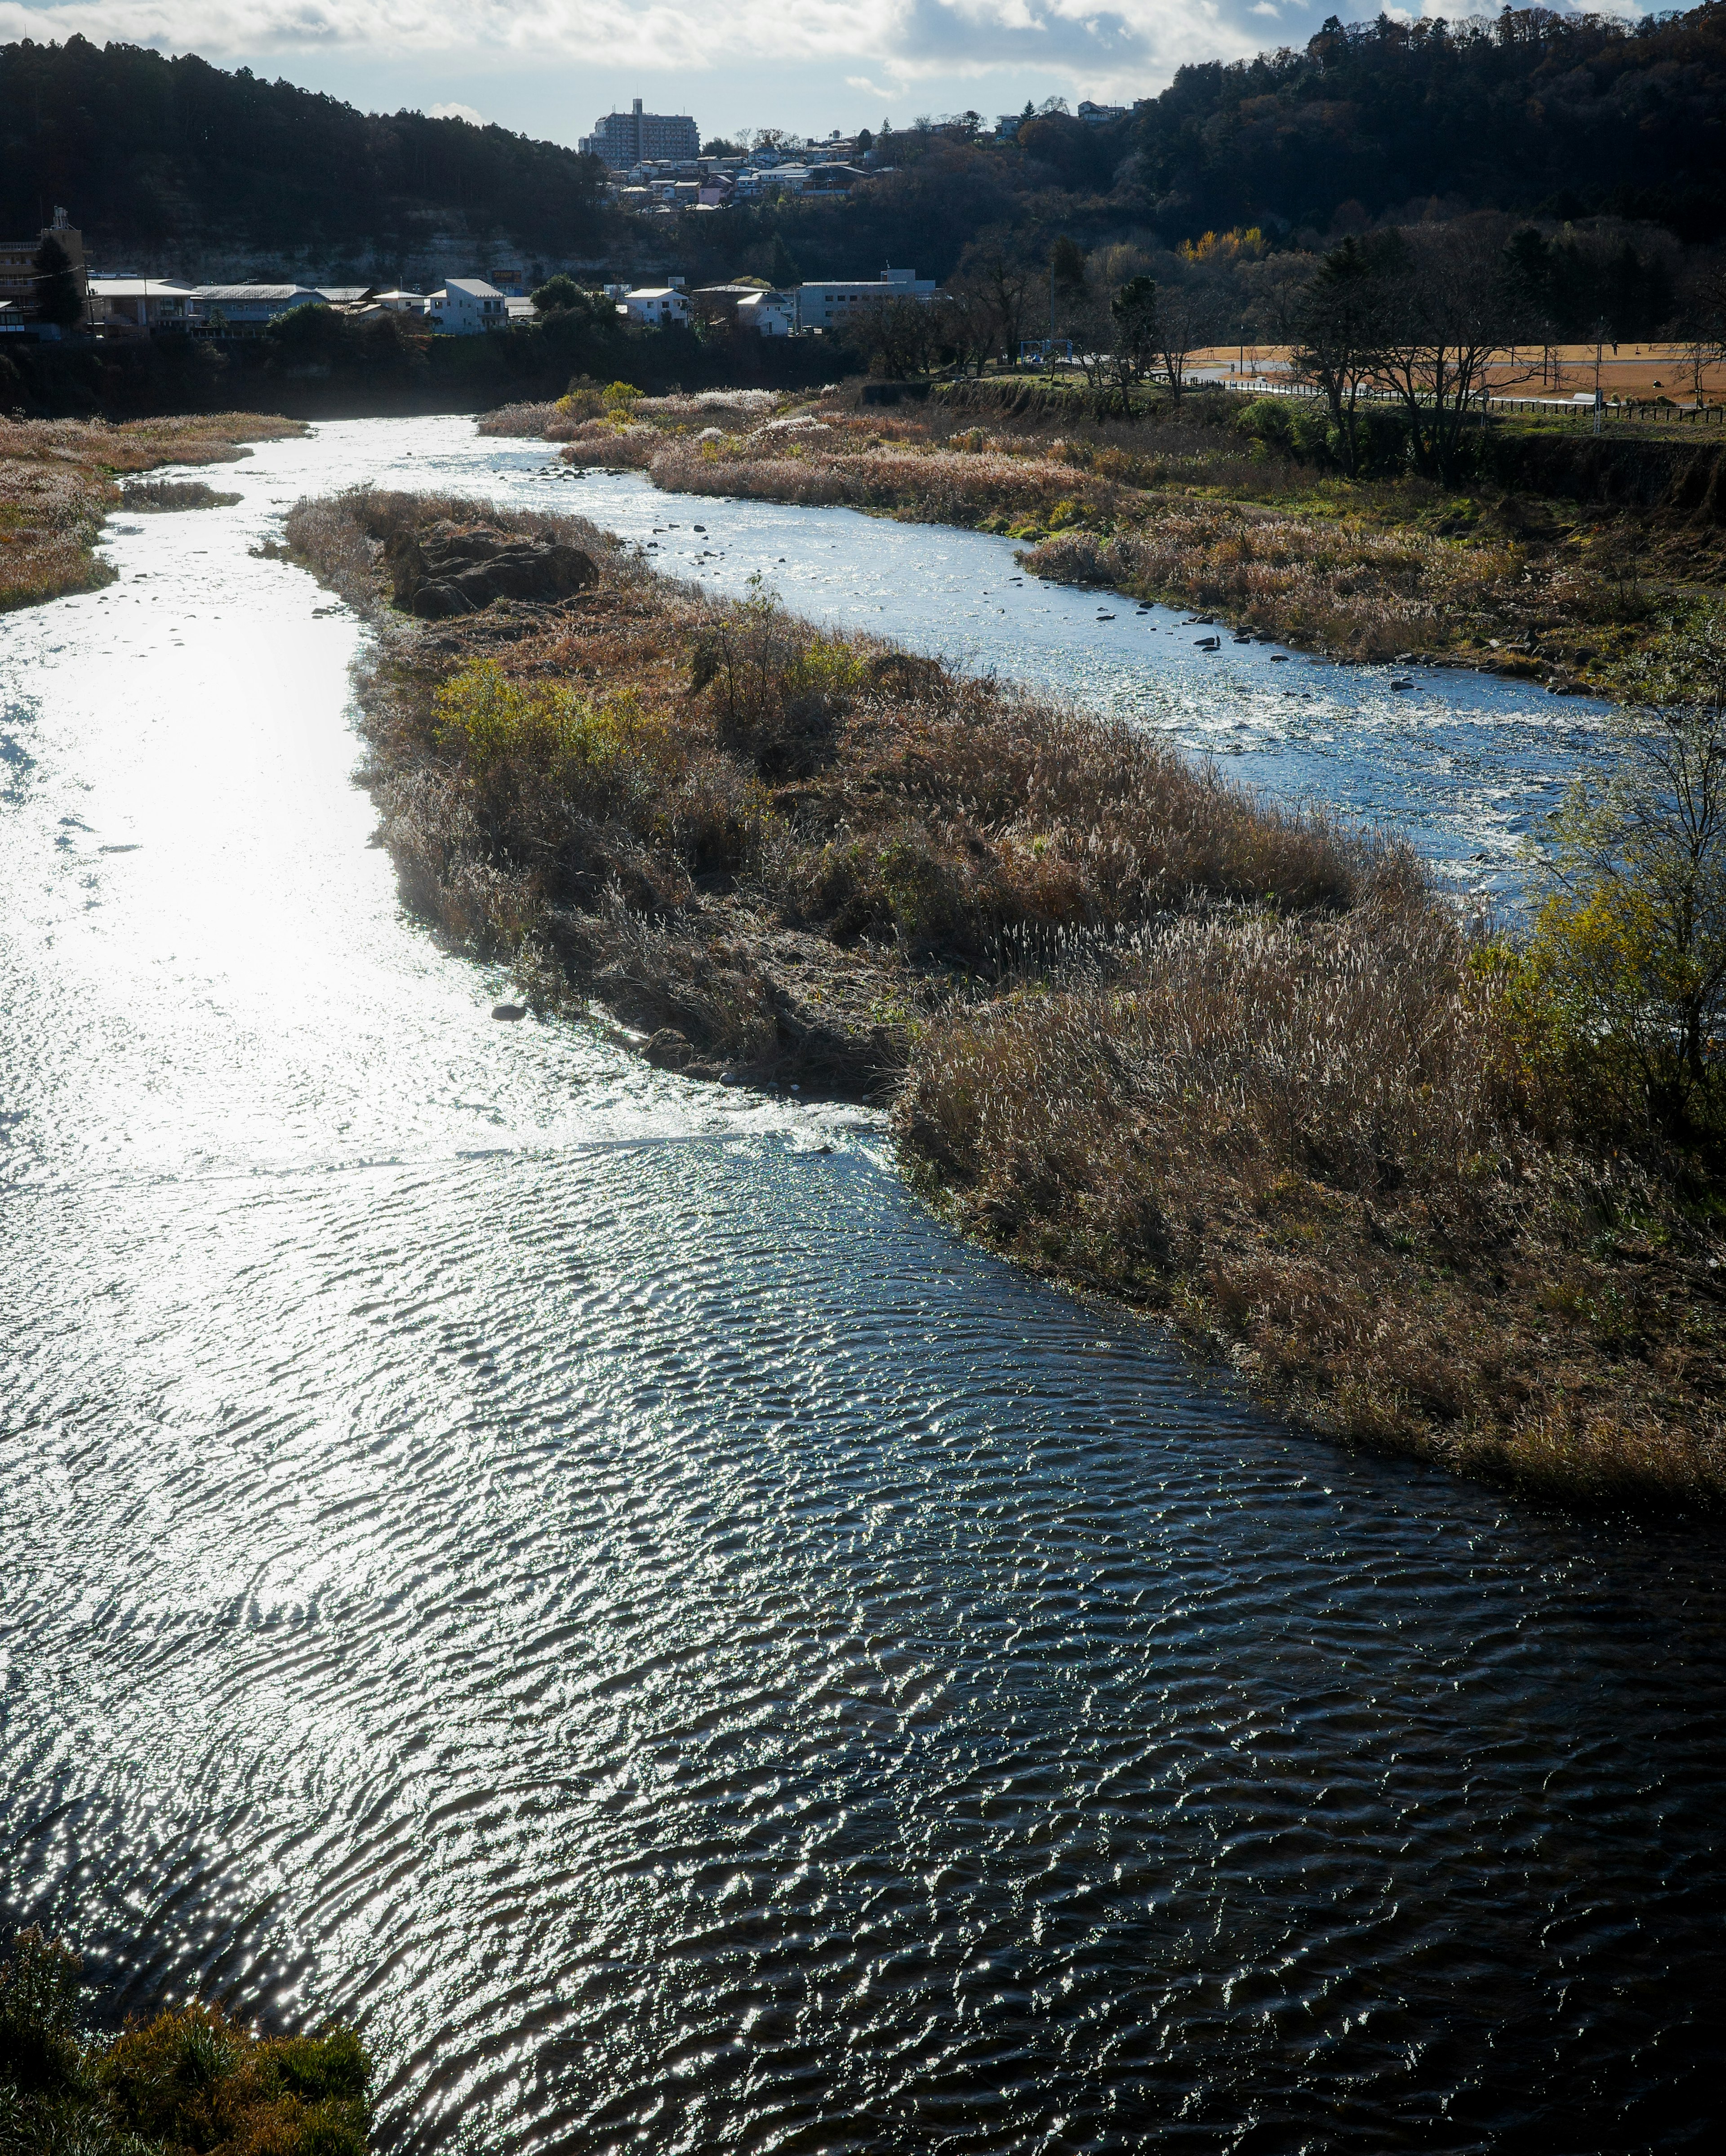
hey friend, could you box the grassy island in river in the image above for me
[480,379,1726,696]
[0,413,305,612]
[283,482,1726,1510]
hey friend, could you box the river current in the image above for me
[2,417,1722,2154]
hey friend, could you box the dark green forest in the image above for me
[4,9,1725,293]
[1120,6,1726,244]
[0,35,608,266]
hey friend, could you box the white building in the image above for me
[581,99,699,168]
[620,287,690,328]
[795,265,935,333]
[735,291,793,336]
[427,278,508,333]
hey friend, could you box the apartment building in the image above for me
[581,99,699,169]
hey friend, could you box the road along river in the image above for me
[2,417,1722,2154]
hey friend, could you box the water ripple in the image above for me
[1,420,1722,2155]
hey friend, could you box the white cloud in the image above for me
[424,97,484,118]
[0,0,1308,95]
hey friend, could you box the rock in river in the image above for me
[387,522,597,620]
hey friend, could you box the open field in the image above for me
[1188,343,1726,405]
[283,484,1726,1509]
[482,382,1726,693]
[0,413,305,610]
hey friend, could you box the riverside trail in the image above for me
[2,415,1722,2154]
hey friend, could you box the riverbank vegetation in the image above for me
[0,1925,372,2156]
[476,379,1726,693]
[287,484,1726,1508]
[0,413,303,610]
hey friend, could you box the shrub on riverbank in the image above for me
[285,485,1726,1505]
[0,413,303,610]
[0,1925,372,2156]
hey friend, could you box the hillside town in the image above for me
[0,97,1101,346]
[0,170,942,346]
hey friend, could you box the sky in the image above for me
[0,0,1641,149]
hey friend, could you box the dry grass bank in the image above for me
[901,909,1726,1505]
[0,412,303,611]
[491,385,1716,692]
[286,484,1726,1508]
[288,483,1356,1090]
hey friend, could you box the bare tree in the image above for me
[1151,284,1220,406]
[846,294,941,380]
[1673,257,1726,407]
[937,278,1000,377]
[955,235,1038,365]
[1291,237,1379,476]
[1362,225,1534,485]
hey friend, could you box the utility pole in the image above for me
[1593,327,1605,435]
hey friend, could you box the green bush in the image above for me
[0,1928,372,2156]
[1521,609,1726,1152]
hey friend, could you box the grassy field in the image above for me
[282,483,1726,1509]
[478,380,1724,693]
[0,413,305,611]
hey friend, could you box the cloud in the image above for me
[424,97,484,119]
[0,0,1322,89]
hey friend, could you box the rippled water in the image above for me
[3,418,1723,2154]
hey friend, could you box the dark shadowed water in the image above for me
[2,419,1722,2154]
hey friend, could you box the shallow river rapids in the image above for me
[2,417,1723,2154]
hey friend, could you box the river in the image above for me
[1,416,1721,2154]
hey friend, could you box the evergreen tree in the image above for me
[32,236,84,331]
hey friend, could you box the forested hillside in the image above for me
[4,10,1724,293]
[0,36,609,271]
[672,8,1726,297]
[1122,6,1726,243]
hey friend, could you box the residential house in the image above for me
[427,278,508,333]
[690,284,794,335]
[620,287,690,328]
[802,163,868,195]
[795,265,935,333]
[736,291,793,336]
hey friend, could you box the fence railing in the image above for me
[1214,376,1726,426]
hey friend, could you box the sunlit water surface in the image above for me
[2,417,1722,2154]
